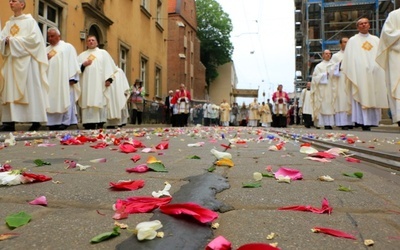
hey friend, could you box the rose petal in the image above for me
[131,155,141,163]
[159,202,218,223]
[312,226,356,240]
[28,196,48,206]
[274,167,303,180]
[119,143,137,153]
[126,164,149,173]
[113,196,172,215]
[155,142,169,150]
[278,198,332,214]
[238,243,280,250]
[206,235,232,250]
[109,180,145,191]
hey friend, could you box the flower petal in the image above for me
[274,167,303,180]
[159,202,218,223]
[109,180,145,191]
[130,155,141,163]
[312,226,356,240]
[90,158,107,163]
[113,196,172,215]
[28,196,47,206]
[119,143,137,153]
[237,243,280,250]
[206,235,232,250]
[126,164,149,173]
[155,142,169,150]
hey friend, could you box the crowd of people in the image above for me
[1,1,399,131]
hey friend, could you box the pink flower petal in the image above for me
[206,236,232,250]
[238,243,280,250]
[113,196,172,216]
[274,167,303,180]
[29,196,47,206]
[126,164,149,173]
[159,202,218,223]
[141,148,156,153]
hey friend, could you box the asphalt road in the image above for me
[0,125,399,250]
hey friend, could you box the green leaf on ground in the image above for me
[6,212,32,229]
[261,173,274,178]
[242,182,262,188]
[207,166,216,172]
[338,185,352,192]
[34,159,51,167]
[342,172,363,179]
[147,162,168,172]
[90,226,120,243]
[187,155,201,159]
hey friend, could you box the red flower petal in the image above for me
[130,155,141,163]
[346,157,361,163]
[126,164,149,173]
[90,142,108,149]
[132,140,146,148]
[119,143,138,153]
[312,226,356,240]
[346,138,356,144]
[60,138,84,145]
[237,243,280,250]
[114,196,172,214]
[300,142,312,147]
[206,236,232,250]
[278,198,332,214]
[308,152,336,159]
[76,135,97,143]
[22,172,52,182]
[159,202,218,223]
[220,144,231,149]
[109,180,145,191]
[155,141,169,150]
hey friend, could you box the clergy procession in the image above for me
[305,16,400,131]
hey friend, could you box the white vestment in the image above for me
[299,88,312,115]
[328,50,352,126]
[106,68,130,126]
[0,14,49,122]
[219,102,231,124]
[311,60,334,126]
[342,33,388,126]
[46,41,81,126]
[376,8,400,123]
[78,47,117,124]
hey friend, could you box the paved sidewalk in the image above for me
[0,126,399,249]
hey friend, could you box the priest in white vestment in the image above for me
[342,18,388,131]
[78,35,118,130]
[299,82,313,128]
[219,99,231,127]
[46,27,80,131]
[311,49,335,129]
[0,1,49,132]
[376,8,400,127]
[328,37,353,130]
[105,68,130,128]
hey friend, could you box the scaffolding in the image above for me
[294,0,397,93]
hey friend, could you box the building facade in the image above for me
[209,62,238,105]
[167,0,206,101]
[0,0,168,100]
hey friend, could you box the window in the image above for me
[119,45,129,73]
[141,0,149,10]
[38,0,60,41]
[155,67,161,97]
[140,57,148,93]
[156,0,162,25]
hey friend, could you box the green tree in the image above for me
[196,0,234,87]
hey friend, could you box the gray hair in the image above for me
[48,27,61,35]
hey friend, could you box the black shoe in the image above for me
[59,124,68,130]
[0,122,15,132]
[48,125,60,131]
[29,122,41,131]
[305,126,311,128]
[362,126,371,131]
[83,123,96,130]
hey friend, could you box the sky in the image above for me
[215,0,295,104]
